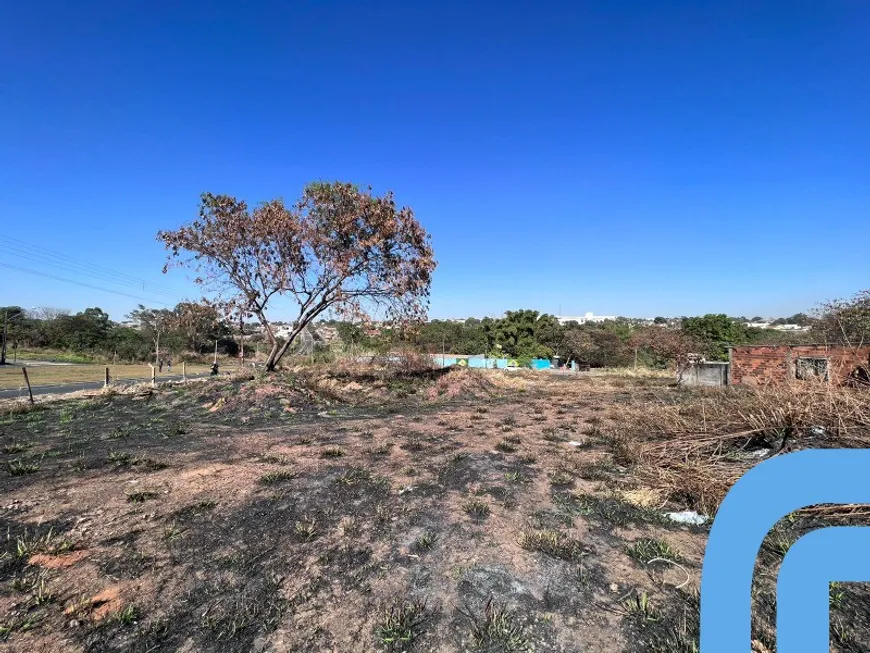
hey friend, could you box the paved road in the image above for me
[0,373,211,400]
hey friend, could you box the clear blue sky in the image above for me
[2,1,868,321]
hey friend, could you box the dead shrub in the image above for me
[426,368,497,400]
[607,383,870,514]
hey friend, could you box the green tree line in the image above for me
[326,310,821,368]
[0,303,235,363]
[6,292,863,370]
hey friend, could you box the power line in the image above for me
[0,234,175,287]
[0,262,175,307]
[0,235,184,300]
[0,235,183,299]
[3,244,183,301]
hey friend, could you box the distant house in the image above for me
[681,344,870,388]
[557,312,616,326]
[771,324,811,332]
[729,345,870,386]
[743,321,810,332]
[273,325,296,339]
[314,325,338,343]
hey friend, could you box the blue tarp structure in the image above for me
[431,355,552,370]
[466,356,508,369]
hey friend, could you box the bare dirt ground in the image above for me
[0,366,867,652]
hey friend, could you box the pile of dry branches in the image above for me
[608,381,870,514]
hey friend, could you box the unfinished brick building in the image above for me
[729,344,870,386]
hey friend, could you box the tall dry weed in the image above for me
[607,381,870,513]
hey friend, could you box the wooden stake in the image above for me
[21,367,34,405]
[182,361,186,381]
[105,367,110,388]
[149,364,156,387]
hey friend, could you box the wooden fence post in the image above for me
[104,367,110,388]
[182,361,186,381]
[21,367,34,405]
[149,364,156,387]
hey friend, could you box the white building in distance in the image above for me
[557,312,616,326]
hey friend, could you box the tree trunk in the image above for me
[265,334,300,371]
[260,303,326,371]
[264,341,282,371]
[265,326,307,371]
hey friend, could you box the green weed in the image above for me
[626,538,685,565]
[294,517,319,541]
[623,591,658,622]
[6,458,40,475]
[520,529,583,561]
[376,599,427,649]
[114,604,138,625]
[413,533,437,552]
[14,528,76,559]
[259,470,295,485]
[462,499,491,520]
[547,469,574,486]
[467,598,527,651]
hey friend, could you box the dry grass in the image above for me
[0,364,213,390]
[425,367,528,400]
[606,381,870,514]
[583,367,675,379]
[1,364,865,653]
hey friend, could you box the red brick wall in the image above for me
[730,345,870,385]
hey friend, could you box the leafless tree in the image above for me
[29,307,70,321]
[813,289,870,349]
[158,182,436,371]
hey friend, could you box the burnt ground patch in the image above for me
[7,369,860,651]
